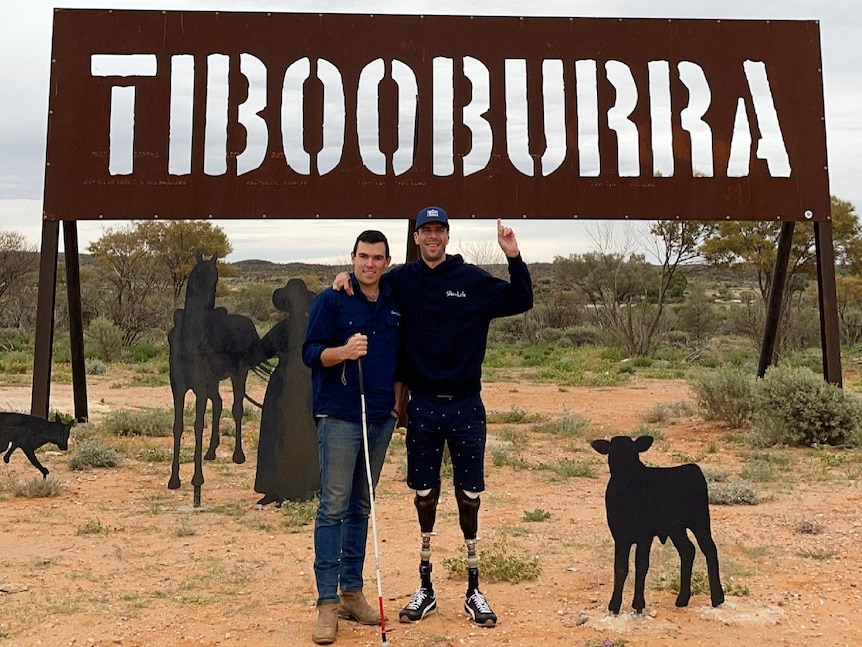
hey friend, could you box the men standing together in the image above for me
[328,206,533,632]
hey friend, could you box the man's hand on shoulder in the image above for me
[332,271,354,295]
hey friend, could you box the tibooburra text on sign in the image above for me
[93,53,788,181]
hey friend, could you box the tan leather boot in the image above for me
[312,602,339,644]
[338,589,380,625]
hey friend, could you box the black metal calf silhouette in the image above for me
[167,252,264,506]
[591,435,724,614]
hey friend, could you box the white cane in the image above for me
[357,357,389,647]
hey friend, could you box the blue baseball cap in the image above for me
[415,206,449,230]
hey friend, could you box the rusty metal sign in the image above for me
[43,10,830,222]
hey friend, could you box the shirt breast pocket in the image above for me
[385,309,401,329]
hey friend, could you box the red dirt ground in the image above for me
[1,374,860,646]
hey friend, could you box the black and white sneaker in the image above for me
[399,586,437,623]
[464,588,497,627]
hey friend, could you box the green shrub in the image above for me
[544,458,597,479]
[0,328,34,352]
[442,539,540,583]
[10,476,63,498]
[560,325,600,346]
[126,342,163,362]
[522,508,551,522]
[137,446,172,462]
[85,316,123,362]
[85,359,108,375]
[76,519,107,536]
[689,367,754,428]
[753,365,862,447]
[630,356,653,368]
[651,568,709,596]
[531,413,589,437]
[491,447,532,470]
[68,439,121,470]
[280,498,318,530]
[487,406,544,424]
[642,401,695,424]
[708,480,759,505]
[104,408,173,437]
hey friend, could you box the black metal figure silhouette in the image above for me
[167,252,263,506]
[254,278,320,504]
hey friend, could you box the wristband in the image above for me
[391,408,400,416]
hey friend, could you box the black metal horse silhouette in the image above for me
[167,252,263,506]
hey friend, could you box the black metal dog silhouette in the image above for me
[167,252,264,506]
[1,412,72,477]
[591,435,724,614]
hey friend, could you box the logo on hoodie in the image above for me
[446,290,467,298]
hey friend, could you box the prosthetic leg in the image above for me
[398,487,440,622]
[456,488,497,627]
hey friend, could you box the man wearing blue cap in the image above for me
[334,206,533,627]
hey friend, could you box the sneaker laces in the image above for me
[404,587,430,610]
[467,589,492,614]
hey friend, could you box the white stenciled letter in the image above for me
[743,60,790,177]
[236,53,268,176]
[727,98,752,177]
[540,59,566,177]
[678,61,713,176]
[317,60,345,175]
[357,59,417,176]
[357,59,386,175]
[648,60,674,177]
[391,60,418,176]
[504,59,565,177]
[606,60,639,177]
[505,59,532,176]
[433,57,454,176]
[281,57,312,174]
[281,58,345,176]
[169,55,194,176]
[91,54,157,175]
[462,57,492,176]
[204,54,229,176]
[436,56,493,176]
[576,59,599,177]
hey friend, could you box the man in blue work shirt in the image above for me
[303,230,402,645]
[335,207,533,627]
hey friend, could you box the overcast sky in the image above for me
[1,0,860,264]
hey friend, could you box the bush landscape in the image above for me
[1,216,862,645]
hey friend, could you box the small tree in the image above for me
[0,230,38,328]
[553,222,707,356]
[136,220,233,308]
[86,220,233,345]
[700,195,862,357]
[676,284,718,344]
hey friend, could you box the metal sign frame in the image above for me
[43,10,829,222]
[32,10,840,420]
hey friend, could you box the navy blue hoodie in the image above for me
[385,253,533,396]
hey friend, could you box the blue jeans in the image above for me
[314,415,395,604]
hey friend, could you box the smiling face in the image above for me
[413,222,450,268]
[351,241,391,290]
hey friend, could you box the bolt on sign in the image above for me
[43,10,830,223]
